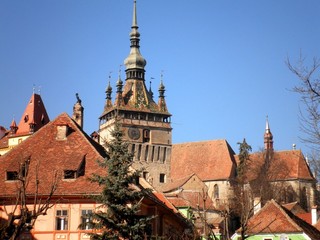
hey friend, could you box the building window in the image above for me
[143,171,149,180]
[214,184,219,199]
[143,129,150,142]
[81,209,93,230]
[159,173,166,183]
[56,210,68,230]
[64,170,77,179]
[6,171,18,181]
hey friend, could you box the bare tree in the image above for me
[231,140,293,239]
[286,54,320,179]
[0,158,59,240]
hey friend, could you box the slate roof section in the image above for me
[171,140,237,181]
[242,199,320,239]
[0,113,107,197]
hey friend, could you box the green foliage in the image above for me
[237,138,252,180]
[89,121,153,240]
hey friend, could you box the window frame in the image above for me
[55,209,69,231]
[80,209,93,230]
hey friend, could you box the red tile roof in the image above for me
[16,94,50,135]
[166,191,215,211]
[242,150,314,181]
[0,113,106,197]
[242,199,320,239]
[171,140,237,181]
[282,202,307,215]
[0,130,9,149]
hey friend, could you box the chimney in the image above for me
[254,197,261,214]
[72,93,84,129]
[312,205,318,225]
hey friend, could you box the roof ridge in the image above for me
[271,199,303,231]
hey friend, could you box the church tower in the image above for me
[99,0,172,189]
[264,117,273,151]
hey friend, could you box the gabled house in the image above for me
[161,173,225,238]
[0,112,192,240]
[231,199,320,240]
[0,92,49,156]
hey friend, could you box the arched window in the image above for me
[214,184,219,199]
[286,185,295,203]
[300,186,308,211]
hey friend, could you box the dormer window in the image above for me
[56,125,68,140]
[64,170,77,179]
[6,171,18,181]
[24,114,29,123]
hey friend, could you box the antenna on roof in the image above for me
[38,86,41,95]
[33,84,36,94]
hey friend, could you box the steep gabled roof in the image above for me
[171,140,237,181]
[0,113,106,197]
[166,191,215,211]
[244,150,314,181]
[282,201,307,215]
[16,93,50,135]
[160,173,204,193]
[242,199,320,239]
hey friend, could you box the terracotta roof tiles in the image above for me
[242,199,320,239]
[171,140,237,181]
[0,113,107,197]
[16,93,50,135]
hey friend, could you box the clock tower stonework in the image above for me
[98,1,172,189]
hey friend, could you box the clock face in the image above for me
[128,127,140,140]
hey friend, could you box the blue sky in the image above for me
[1,0,319,154]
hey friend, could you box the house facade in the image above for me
[0,92,49,156]
[0,112,192,240]
[231,199,320,240]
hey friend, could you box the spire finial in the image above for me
[124,0,146,75]
[132,0,137,27]
[266,115,270,132]
[118,65,122,80]
[149,78,154,99]
[33,84,35,94]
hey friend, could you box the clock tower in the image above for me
[99,0,172,189]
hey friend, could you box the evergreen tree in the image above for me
[237,138,252,180]
[89,120,153,240]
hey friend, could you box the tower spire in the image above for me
[264,116,274,151]
[124,0,146,80]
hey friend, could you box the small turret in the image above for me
[158,75,168,112]
[10,118,18,135]
[114,71,124,107]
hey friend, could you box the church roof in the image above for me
[242,150,315,181]
[239,199,320,238]
[16,93,50,135]
[171,140,237,181]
